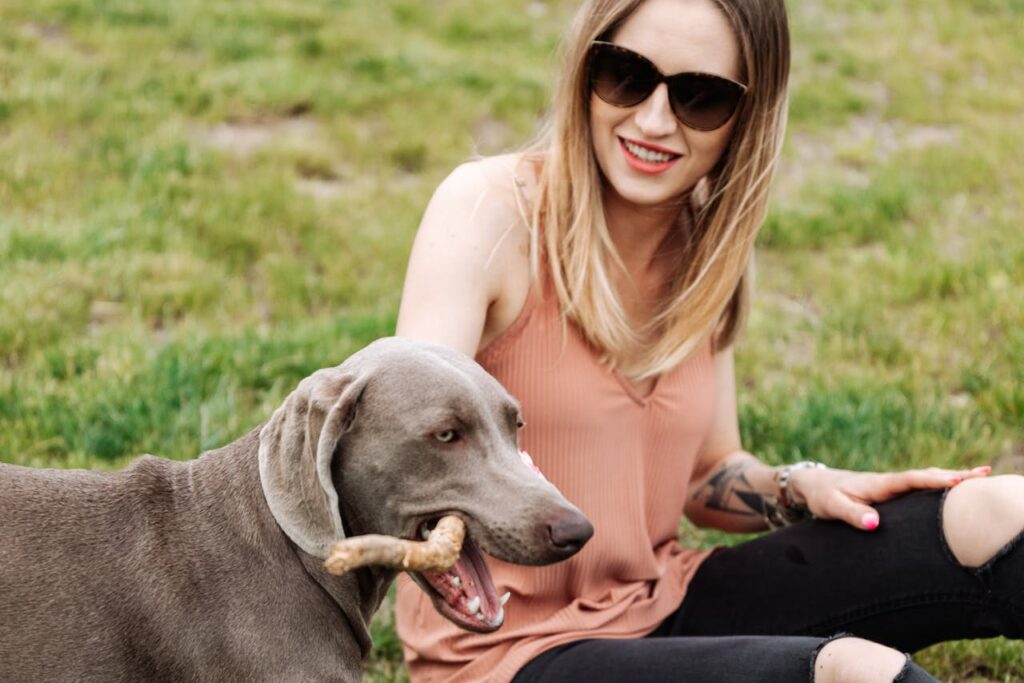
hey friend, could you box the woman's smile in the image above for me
[618,136,683,175]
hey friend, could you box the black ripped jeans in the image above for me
[513,490,1024,683]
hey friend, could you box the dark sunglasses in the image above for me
[588,41,747,132]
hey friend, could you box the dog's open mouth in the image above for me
[413,519,508,632]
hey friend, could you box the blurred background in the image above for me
[0,0,1022,679]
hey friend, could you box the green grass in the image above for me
[1,0,1022,680]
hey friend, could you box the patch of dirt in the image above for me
[19,22,70,45]
[19,22,93,56]
[526,2,549,18]
[760,291,822,326]
[195,103,363,201]
[992,442,1024,475]
[471,115,514,156]
[791,0,850,34]
[295,177,346,201]
[196,102,319,158]
[757,291,820,368]
[200,117,320,157]
[89,300,123,327]
[934,192,987,262]
[776,113,960,202]
[945,391,973,410]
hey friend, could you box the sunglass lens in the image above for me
[669,74,743,131]
[589,45,657,108]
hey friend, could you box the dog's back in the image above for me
[1,457,193,678]
[0,435,364,682]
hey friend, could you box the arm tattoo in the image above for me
[693,461,773,518]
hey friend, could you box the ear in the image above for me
[258,366,368,558]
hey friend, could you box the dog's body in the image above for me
[1,434,372,682]
[0,338,592,682]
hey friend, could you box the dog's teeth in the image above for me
[500,592,510,606]
[420,527,430,540]
[474,613,487,622]
[494,607,504,625]
[466,597,481,614]
[451,576,461,587]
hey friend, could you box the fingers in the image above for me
[822,490,881,531]
[874,465,992,497]
[825,465,993,531]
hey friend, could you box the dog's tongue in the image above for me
[423,537,503,627]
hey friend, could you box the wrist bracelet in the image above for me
[778,460,827,509]
[766,460,827,529]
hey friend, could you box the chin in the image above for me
[597,154,698,211]
[605,174,695,209]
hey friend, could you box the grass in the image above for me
[1,0,1022,680]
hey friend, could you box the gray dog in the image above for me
[0,337,592,682]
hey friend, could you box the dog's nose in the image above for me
[546,511,594,556]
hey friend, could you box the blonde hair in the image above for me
[524,0,790,379]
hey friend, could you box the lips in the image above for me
[618,136,682,174]
[413,525,508,633]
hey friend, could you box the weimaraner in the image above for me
[0,337,593,682]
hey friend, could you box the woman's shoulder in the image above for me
[431,153,536,222]
[418,153,535,280]
[398,154,536,355]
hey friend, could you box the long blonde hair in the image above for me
[525,0,790,379]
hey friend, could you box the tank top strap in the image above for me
[475,168,551,366]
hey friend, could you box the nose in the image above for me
[634,82,678,138]
[545,510,594,557]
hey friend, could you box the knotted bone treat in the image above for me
[324,515,466,574]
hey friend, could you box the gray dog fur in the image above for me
[0,337,592,682]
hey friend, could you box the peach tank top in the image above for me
[396,262,717,682]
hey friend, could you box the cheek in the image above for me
[588,100,616,170]
[589,95,625,142]
[590,97,639,171]
[689,122,736,173]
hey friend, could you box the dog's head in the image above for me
[258,337,592,632]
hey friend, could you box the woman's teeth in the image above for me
[623,139,677,163]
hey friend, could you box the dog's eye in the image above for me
[435,430,459,443]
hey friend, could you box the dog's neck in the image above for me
[295,551,397,657]
[189,429,391,664]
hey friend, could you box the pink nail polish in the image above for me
[862,513,879,530]
[949,477,962,486]
[972,465,992,475]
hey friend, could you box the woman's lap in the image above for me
[661,489,1024,649]
[513,489,1024,682]
[512,634,825,682]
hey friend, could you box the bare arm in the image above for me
[684,348,781,532]
[685,348,991,533]
[396,158,529,355]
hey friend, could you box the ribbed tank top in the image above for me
[395,258,717,683]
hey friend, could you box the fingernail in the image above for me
[971,466,992,475]
[949,476,962,486]
[862,513,879,530]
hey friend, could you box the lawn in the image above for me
[1,0,1022,680]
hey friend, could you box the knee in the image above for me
[812,637,906,683]
[943,474,1024,568]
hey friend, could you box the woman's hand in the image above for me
[789,465,993,530]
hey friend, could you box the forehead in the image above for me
[610,0,741,81]
[367,355,518,417]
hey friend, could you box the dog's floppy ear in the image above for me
[258,365,369,558]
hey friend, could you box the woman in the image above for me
[394,0,1024,681]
